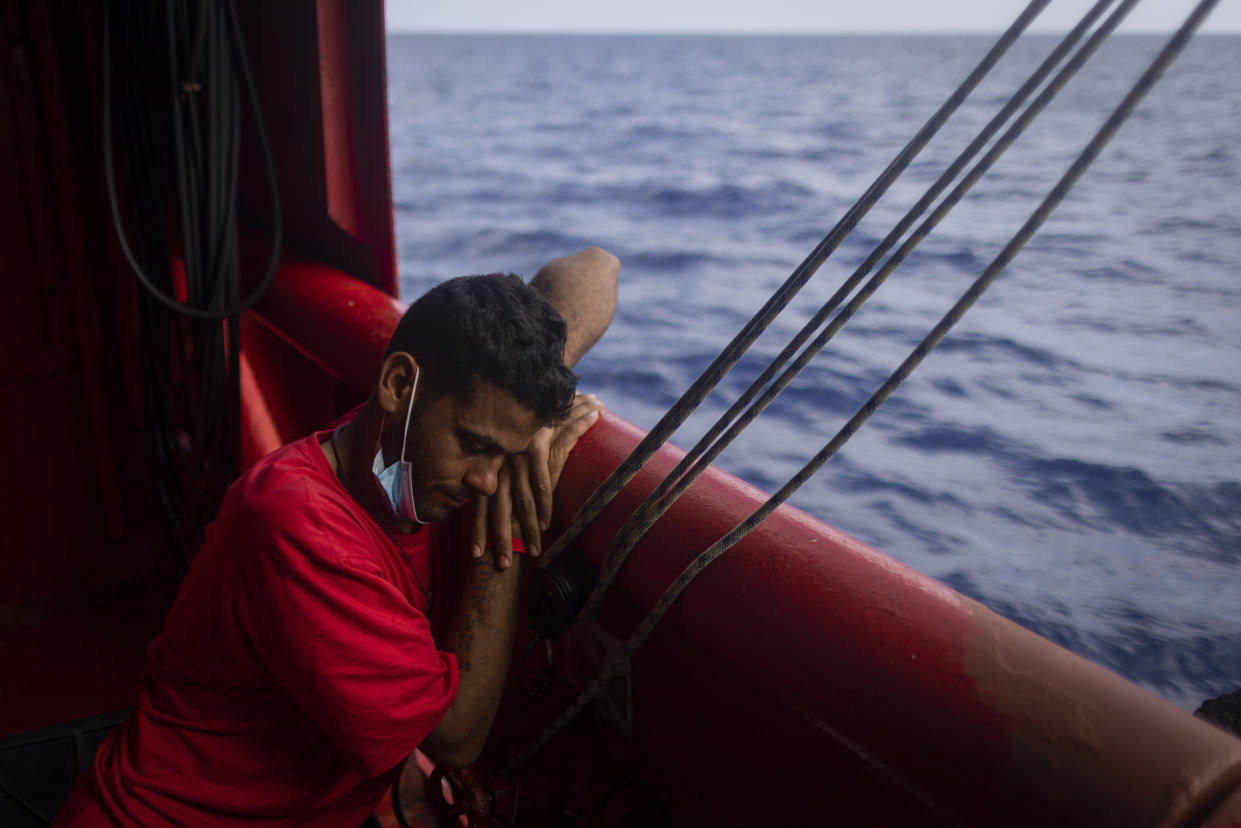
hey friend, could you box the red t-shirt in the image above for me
[56,425,459,827]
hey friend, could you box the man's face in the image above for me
[395,378,544,524]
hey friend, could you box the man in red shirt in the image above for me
[55,247,619,826]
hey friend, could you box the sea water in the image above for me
[386,33,1241,710]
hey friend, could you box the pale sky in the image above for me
[385,0,1240,34]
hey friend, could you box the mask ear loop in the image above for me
[399,367,419,463]
[401,367,428,525]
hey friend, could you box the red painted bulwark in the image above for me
[237,256,404,468]
[547,416,1241,826]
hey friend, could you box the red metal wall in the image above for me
[234,0,397,296]
[0,1,161,604]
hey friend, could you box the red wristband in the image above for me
[510,538,526,555]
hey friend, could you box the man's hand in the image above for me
[471,394,603,569]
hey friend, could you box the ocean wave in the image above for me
[1066,392,1113,411]
[634,180,817,219]
[1160,428,1229,447]
[866,500,974,558]
[834,466,971,511]
[1012,458,1241,563]
[588,366,685,410]
[762,382,870,423]
[1075,263,1164,285]
[894,423,1011,455]
[460,228,594,259]
[935,331,1073,370]
[619,249,730,273]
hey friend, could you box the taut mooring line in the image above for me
[578,0,1132,620]
[683,0,1220,574]
[538,0,1053,569]
[506,0,1221,776]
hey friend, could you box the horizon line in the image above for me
[386,28,1241,36]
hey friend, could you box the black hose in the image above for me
[102,0,282,539]
[102,0,282,322]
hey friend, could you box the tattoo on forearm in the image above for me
[450,563,505,673]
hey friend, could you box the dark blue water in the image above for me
[386,33,1241,710]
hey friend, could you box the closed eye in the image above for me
[455,426,506,458]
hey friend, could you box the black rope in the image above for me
[578,0,1131,620]
[689,0,1219,580]
[506,0,1221,775]
[538,0,1053,569]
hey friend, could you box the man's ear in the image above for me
[376,352,418,414]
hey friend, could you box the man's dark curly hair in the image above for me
[385,273,578,423]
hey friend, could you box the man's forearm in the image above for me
[420,247,616,767]
[422,555,523,768]
[530,246,619,367]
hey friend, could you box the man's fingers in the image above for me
[509,454,541,557]
[472,395,603,568]
[471,496,488,559]
[553,398,602,453]
[492,465,514,570]
[528,431,554,531]
[547,395,603,492]
[569,392,601,419]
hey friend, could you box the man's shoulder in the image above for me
[215,434,370,553]
[232,435,327,506]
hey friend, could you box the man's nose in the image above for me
[464,457,504,498]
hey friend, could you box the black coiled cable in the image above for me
[102,0,282,543]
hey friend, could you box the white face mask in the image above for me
[372,367,426,524]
